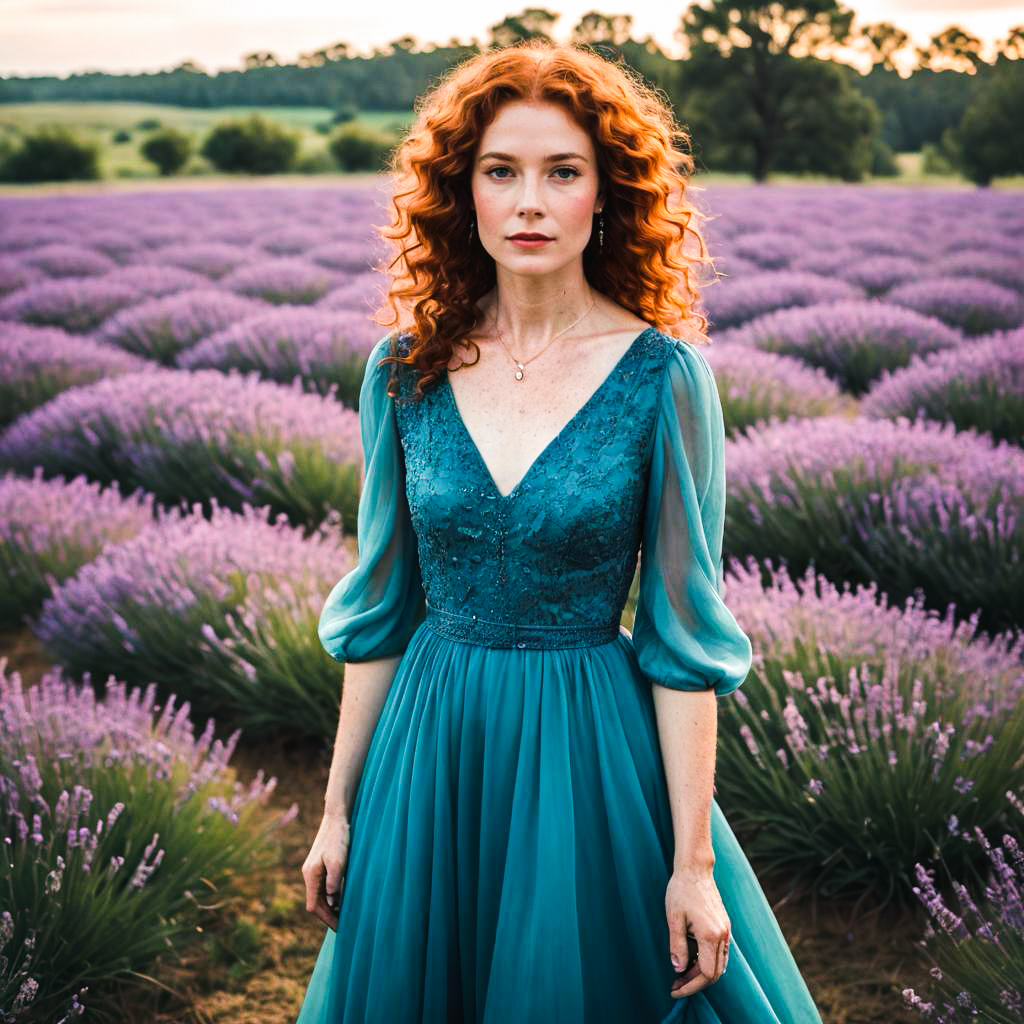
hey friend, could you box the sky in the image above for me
[0,0,1020,80]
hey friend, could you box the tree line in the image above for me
[1,3,1022,184]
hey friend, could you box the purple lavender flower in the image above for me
[219,257,340,305]
[137,241,264,280]
[717,299,963,395]
[0,467,154,624]
[701,271,863,331]
[34,501,355,737]
[0,322,149,426]
[726,413,1024,635]
[701,341,845,435]
[885,276,1023,337]
[0,659,298,1018]
[22,243,118,279]
[0,277,141,334]
[709,559,1024,908]
[861,328,1024,445]
[0,255,46,298]
[0,366,361,530]
[903,792,1024,1021]
[94,287,271,364]
[179,305,380,402]
[96,263,211,299]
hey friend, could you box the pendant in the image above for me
[514,362,525,381]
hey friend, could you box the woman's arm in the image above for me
[651,686,717,871]
[323,655,403,822]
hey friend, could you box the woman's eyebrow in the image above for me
[477,151,589,163]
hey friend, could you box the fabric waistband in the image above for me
[424,603,620,650]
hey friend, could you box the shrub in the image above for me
[94,288,270,364]
[0,469,154,626]
[0,127,100,184]
[34,502,357,739]
[703,343,846,437]
[200,114,299,175]
[715,561,1024,909]
[0,278,140,334]
[219,257,338,305]
[0,367,362,533]
[140,127,193,176]
[328,125,395,172]
[0,664,297,1021]
[722,299,963,395]
[0,323,147,428]
[725,414,1024,637]
[902,793,1024,1022]
[884,277,1023,337]
[178,305,380,405]
[702,271,862,331]
[861,329,1024,446]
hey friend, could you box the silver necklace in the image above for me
[491,297,597,382]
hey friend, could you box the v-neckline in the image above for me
[443,326,656,501]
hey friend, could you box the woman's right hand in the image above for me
[301,812,351,931]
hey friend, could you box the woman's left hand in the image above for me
[665,864,731,999]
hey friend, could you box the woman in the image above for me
[296,41,823,1024]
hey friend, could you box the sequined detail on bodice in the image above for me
[391,329,670,647]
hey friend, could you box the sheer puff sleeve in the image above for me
[317,333,426,663]
[632,339,753,697]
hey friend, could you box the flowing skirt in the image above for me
[295,624,823,1024]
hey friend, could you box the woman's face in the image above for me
[470,99,603,275]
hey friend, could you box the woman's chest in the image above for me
[393,332,670,560]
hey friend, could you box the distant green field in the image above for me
[0,101,1021,191]
[0,101,414,181]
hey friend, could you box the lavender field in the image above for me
[1,181,1023,1023]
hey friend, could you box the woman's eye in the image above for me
[484,167,580,180]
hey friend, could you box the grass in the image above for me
[0,101,1022,195]
[0,624,936,1023]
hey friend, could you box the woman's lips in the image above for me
[510,236,552,248]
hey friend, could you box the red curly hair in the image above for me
[372,39,718,400]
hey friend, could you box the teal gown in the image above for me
[296,327,823,1024]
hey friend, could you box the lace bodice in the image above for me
[318,327,752,695]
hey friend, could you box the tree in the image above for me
[915,26,986,74]
[995,26,1024,62]
[953,63,1024,185]
[571,12,634,47]
[141,127,192,175]
[856,22,910,73]
[675,0,874,181]
[488,8,559,48]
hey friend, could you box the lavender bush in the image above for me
[701,271,863,331]
[219,257,339,306]
[0,278,140,334]
[861,328,1024,446]
[95,263,212,299]
[94,288,271,365]
[22,244,117,279]
[884,277,1024,337]
[34,501,358,739]
[713,560,1024,908]
[902,792,1024,1023]
[0,663,297,1022]
[178,305,380,404]
[0,323,148,427]
[717,300,963,395]
[139,241,263,280]
[0,367,362,532]
[703,343,848,437]
[0,469,154,626]
[725,414,1024,637]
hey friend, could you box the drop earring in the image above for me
[469,218,475,242]
[598,212,604,252]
